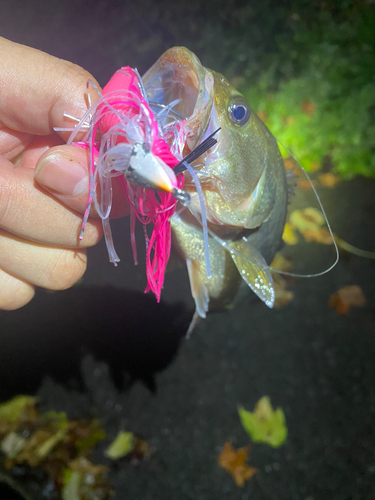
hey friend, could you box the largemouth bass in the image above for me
[143,47,288,319]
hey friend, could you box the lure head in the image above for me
[127,143,178,193]
[143,47,287,233]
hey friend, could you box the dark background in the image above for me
[1,1,375,499]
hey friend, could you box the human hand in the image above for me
[0,37,125,310]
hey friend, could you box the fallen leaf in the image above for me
[0,396,37,423]
[105,431,134,460]
[218,442,257,487]
[0,395,114,499]
[132,436,152,460]
[62,470,82,500]
[43,411,69,429]
[238,396,287,448]
[318,172,340,188]
[16,428,54,467]
[74,419,106,453]
[270,255,294,309]
[329,285,366,315]
[274,285,295,309]
[36,428,67,459]
[0,432,26,459]
[301,228,334,245]
[68,456,108,476]
[289,208,325,232]
[282,223,298,245]
[270,253,293,273]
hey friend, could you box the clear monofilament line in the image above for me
[182,161,211,279]
[270,148,340,278]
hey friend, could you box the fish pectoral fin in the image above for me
[229,240,275,308]
[186,258,209,318]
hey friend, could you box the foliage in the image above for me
[329,285,366,314]
[217,442,257,487]
[90,1,374,179]
[244,5,375,178]
[238,396,287,448]
[105,431,134,459]
[0,397,111,499]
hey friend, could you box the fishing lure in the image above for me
[56,66,215,301]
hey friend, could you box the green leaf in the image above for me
[105,431,134,459]
[238,396,287,448]
[42,410,69,430]
[35,428,67,459]
[0,396,37,423]
[61,470,82,500]
[0,432,26,459]
[75,420,106,453]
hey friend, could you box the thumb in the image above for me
[35,145,130,218]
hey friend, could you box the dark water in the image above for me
[1,2,375,499]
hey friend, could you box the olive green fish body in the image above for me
[143,47,288,317]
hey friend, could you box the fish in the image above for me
[142,47,289,320]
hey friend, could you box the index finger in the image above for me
[0,37,100,138]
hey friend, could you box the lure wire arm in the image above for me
[174,128,221,174]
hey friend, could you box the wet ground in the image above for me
[1,2,375,498]
[1,176,375,500]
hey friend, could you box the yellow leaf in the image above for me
[105,431,134,459]
[289,208,325,232]
[0,396,37,423]
[36,428,66,459]
[238,396,287,448]
[282,223,298,245]
[274,286,294,309]
[62,470,82,500]
[270,253,293,273]
[218,442,257,487]
[329,285,366,315]
[301,228,334,245]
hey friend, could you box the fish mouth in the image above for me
[143,47,213,150]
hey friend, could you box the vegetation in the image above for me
[243,5,375,178]
[112,0,374,178]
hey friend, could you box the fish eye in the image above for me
[228,98,251,126]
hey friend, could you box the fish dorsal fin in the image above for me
[229,238,275,308]
[186,257,210,318]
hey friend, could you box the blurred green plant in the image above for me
[96,1,374,178]
[244,6,375,178]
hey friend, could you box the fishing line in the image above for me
[269,146,340,278]
[182,161,211,278]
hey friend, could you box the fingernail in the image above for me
[36,154,88,197]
